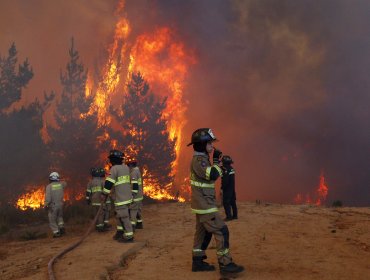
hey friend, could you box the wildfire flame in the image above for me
[142,168,185,202]
[18,1,193,210]
[86,1,194,202]
[294,171,329,205]
[15,186,83,210]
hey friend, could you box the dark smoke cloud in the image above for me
[1,0,369,205]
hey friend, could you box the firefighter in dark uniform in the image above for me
[101,150,134,243]
[188,128,244,275]
[221,156,238,221]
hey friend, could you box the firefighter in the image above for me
[86,167,111,232]
[188,128,244,275]
[101,149,134,242]
[44,172,66,238]
[126,156,144,230]
[221,155,238,221]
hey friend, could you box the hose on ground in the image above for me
[48,205,102,280]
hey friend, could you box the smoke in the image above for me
[1,0,369,205]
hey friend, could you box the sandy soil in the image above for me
[1,202,369,280]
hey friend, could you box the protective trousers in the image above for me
[115,206,134,239]
[93,205,107,229]
[129,201,139,227]
[136,202,143,224]
[223,197,238,219]
[104,204,111,224]
[192,212,232,265]
[48,204,64,234]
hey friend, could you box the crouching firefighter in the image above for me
[45,172,66,238]
[126,156,144,230]
[188,128,244,275]
[86,167,111,232]
[101,150,134,243]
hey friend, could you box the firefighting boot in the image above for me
[117,236,134,243]
[136,222,143,229]
[192,256,215,272]
[113,230,124,240]
[53,232,61,238]
[103,222,112,230]
[219,262,245,275]
[96,226,107,232]
[59,227,66,235]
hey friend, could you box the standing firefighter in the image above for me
[188,128,244,275]
[86,167,111,232]
[221,156,238,221]
[101,150,134,243]
[126,156,144,230]
[45,172,66,238]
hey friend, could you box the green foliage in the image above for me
[0,43,51,201]
[48,38,103,190]
[109,72,176,187]
[0,43,33,111]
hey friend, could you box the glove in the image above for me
[213,149,222,164]
[44,205,49,211]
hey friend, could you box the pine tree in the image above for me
[0,43,50,202]
[110,72,176,188]
[0,43,33,111]
[48,38,102,196]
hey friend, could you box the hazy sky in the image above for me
[1,0,369,205]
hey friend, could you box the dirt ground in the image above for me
[1,202,369,280]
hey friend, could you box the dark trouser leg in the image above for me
[230,200,238,218]
[223,198,232,219]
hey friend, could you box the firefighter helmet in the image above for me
[108,149,124,159]
[187,128,217,146]
[49,172,60,181]
[222,155,234,165]
[91,167,105,177]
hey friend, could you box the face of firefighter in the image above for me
[206,142,214,154]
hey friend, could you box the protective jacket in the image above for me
[221,165,236,201]
[45,181,66,207]
[103,164,132,208]
[190,151,223,214]
[130,166,143,202]
[86,177,107,206]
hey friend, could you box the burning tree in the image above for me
[110,72,176,188]
[48,38,103,194]
[0,43,50,202]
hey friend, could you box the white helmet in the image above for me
[49,172,60,181]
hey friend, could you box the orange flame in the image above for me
[83,2,194,202]
[16,186,83,210]
[128,27,196,172]
[294,171,329,205]
[142,168,185,202]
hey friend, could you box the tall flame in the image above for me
[84,1,194,202]
[17,0,194,209]
[294,171,329,205]
[128,27,195,172]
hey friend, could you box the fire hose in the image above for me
[48,204,102,280]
